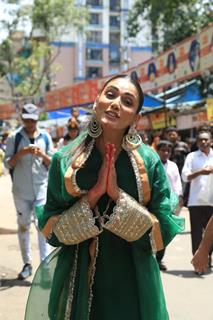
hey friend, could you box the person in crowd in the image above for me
[57,118,80,148]
[165,127,189,174]
[184,126,212,205]
[4,104,54,280]
[191,215,213,274]
[150,134,161,151]
[68,107,80,125]
[0,132,9,152]
[185,137,197,152]
[0,145,5,177]
[25,73,184,320]
[139,130,149,145]
[182,131,213,273]
[156,140,183,270]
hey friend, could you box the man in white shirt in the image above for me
[156,140,183,270]
[182,131,213,271]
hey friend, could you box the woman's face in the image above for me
[95,77,140,132]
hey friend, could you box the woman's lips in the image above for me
[105,111,119,119]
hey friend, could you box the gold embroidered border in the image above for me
[130,149,164,252]
[64,245,79,320]
[149,214,164,253]
[42,215,60,238]
[88,237,99,319]
[64,166,82,197]
[132,149,151,206]
[64,139,94,197]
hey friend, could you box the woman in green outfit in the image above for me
[25,72,184,320]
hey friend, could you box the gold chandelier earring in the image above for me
[88,102,102,138]
[122,123,142,151]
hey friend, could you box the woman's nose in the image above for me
[110,98,121,109]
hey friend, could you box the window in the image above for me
[87,31,102,43]
[110,16,120,28]
[109,32,120,45]
[110,0,120,11]
[109,47,120,64]
[86,67,102,79]
[86,0,103,6]
[86,49,103,61]
[90,13,102,25]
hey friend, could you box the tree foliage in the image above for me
[0,0,89,101]
[128,0,212,52]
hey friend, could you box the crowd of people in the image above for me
[140,125,213,273]
[0,72,212,319]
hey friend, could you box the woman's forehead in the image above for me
[104,77,138,94]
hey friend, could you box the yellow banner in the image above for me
[207,98,213,122]
[149,111,167,129]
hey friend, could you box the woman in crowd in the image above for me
[25,72,184,320]
[57,119,80,148]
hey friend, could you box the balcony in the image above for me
[86,0,103,7]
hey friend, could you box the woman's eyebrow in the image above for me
[124,92,135,99]
[106,86,135,99]
[106,85,119,91]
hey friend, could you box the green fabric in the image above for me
[25,133,184,320]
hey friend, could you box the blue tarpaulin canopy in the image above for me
[165,82,203,107]
[143,94,164,108]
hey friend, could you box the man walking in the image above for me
[4,104,54,280]
[182,131,213,272]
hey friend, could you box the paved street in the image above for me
[0,173,212,320]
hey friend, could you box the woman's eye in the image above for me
[106,91,115,98]
[123,98,133,106]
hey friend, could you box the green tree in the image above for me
[0,0,89,103]
[128,0,212,53]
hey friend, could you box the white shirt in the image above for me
[181,149,213,206]
[164,159,182,197]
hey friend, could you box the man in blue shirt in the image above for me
[5,104,54,280]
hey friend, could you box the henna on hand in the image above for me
[106,143,119,202]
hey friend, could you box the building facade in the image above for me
[51,0,152,88]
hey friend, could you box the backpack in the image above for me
[9,131,49,180]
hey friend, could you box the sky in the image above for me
[0,0,33,43]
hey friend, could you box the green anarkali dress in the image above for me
[25,131,184,320]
